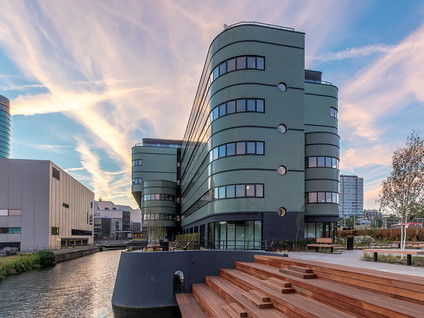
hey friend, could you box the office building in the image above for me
[0,95,11,158]
[0,159,94,251]
[94,200,141,240]
[340,175,364,218]
[132,22,340,247]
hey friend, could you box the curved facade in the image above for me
[132,22,340,245]
[0,95,11,158]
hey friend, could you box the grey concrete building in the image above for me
[132,22,340,246]
[340,175,364,219]
[0,95,11,158]
[0,159,94,251]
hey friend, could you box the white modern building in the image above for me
[340,175,364,219]
[0,159,95,251]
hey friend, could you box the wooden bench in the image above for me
[363,248,424,266]
[307,238,343,253]
[391,241,424,248]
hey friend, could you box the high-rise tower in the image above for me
[0,95,11,158]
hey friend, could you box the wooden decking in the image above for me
[177,254,424,317]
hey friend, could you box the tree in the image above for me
[379,131,424,251]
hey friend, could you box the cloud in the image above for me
[314,43,394,62]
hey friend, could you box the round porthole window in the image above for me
[277,124,287,134]
[277,165,287,175]
[278,207,287,217]
[277,82,287,92]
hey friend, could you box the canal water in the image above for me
[0,250,180,318]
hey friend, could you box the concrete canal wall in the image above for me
[54,246,99,263]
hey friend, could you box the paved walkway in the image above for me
[285,250,424,277]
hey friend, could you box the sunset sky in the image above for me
[0,0,423,209]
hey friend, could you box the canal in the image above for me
[0,250,180,317]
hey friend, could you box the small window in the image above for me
[9,227,21,234]
[218,187,226,199]
[256,184,264,197]
[227,58,236,72]
[218,145,226,158]
[226,185,235,198]
[236,142,246,155]
[308,157,317,168]
[63,203,70,209]
[246,184,255,197]
[0,210,8,216]
[256,57,265,70]
[278,124,287,134]
[52,167,60,180]
[246,142,256,154]
[318,192,326,203]
[213,107,219,121]
[213,67,219,80]
[256,142,264,155]
[277,82,287,92]
[308,192,317,203]
[8,209,21,216]
[330,107,338,119]
[317,157,325,167]
[256,99,264,112]
[227,101,236,114]
[247,56,256,69]
[51,227,59,235]
[227,143,236,156]
[326,192,332,203]
[236,99,246,112]
[236,184,245,197]
[247,99,255,111]
[219,62,226,76]
[219,104,226,116]
[236,56,246,69]
[277,165,287,175]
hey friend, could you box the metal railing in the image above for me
[305,79,333,86]
[224,21,295,32]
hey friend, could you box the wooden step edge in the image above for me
[249,289,271,302]
[288,265,313,273]
[222,303,248,318]
[241,291,273,309]
[176,293,208,318]
[261,280,295,294]
[267,277,292,287]
[279,268,317,279]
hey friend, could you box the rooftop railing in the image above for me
[224,21,295,32]
[305,79,333,85]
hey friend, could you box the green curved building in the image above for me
[132,22,339,246]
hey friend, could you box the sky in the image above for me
[0,0,423,209]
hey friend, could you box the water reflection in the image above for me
[0,250,181,318]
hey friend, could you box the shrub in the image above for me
[36,250,56,268]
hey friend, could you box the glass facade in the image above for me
[208,220,262,250]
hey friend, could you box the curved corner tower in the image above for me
[0,95,11,158]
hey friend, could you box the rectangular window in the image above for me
[236,99,246,112]
[236,184,245,197]
[219,62,226,75]
[246,184,255,197]
[52,167,60,180]
[246,142,256,154]
[256,99,264,112]
[213,66,219,80]
[8,209,21,216]
[256,57,265,70]
[213,107,219,121]
[51,227,59,235]
[0,210,8,216]
[227,58,236,72]
[326,192,332,203]
[332,158,338,169]
[236,56,246,69]
[213,189,218,200]
[63,203,69,208]
[256,184,264,197]
[308,192,317,203]
[308,157,317,168]
[325,157,332,168]
[247,99,255,111]
[227,101,236,113]
[9,227,21,234]
[332,193,338,203]
[155,194,160,200]
[219,145,226,158]
[218,186,226,199]
[247,56,256,69]
[0,228,8,234]
[219,104,226,116]
[226,143,235,156]
[318,192,326,203]
[236,142,246,155]
[212,147,219,160]
[256,142,264,155]
[317,157,325,167]
[226,185,235,198]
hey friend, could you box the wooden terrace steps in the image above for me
[178,254,424,317]
[175,293,207,318]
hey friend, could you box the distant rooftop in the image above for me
[134,138,183,149]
